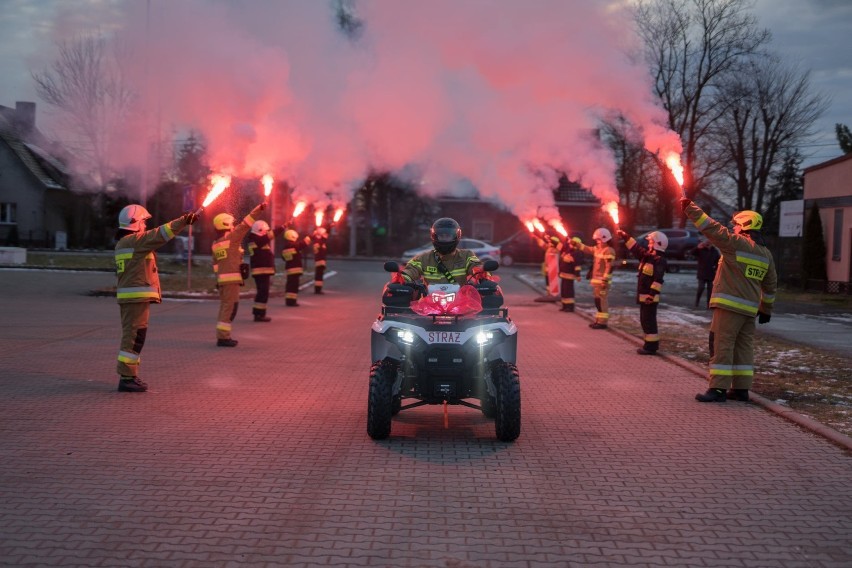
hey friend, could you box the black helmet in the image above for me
[431,217,461,254]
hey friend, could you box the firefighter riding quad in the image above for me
[368,260,520,442]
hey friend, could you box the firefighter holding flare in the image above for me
[247,220,286,322]
[281,228,311,306]
[617,228,668,354]
[681,198,777,403]
[572,228,616,329]
[114,205,197,392]
[212,202,267,346]
[312,226,329,294]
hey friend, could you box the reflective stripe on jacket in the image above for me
[212,212,256,285]
[115,219,187,304]
[625,237,666,304]
[575,242,615,285]
[401,248,482,285]
[685,202,777,317]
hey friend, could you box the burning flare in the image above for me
[201,174,231,209]
[549,219,569,237]
[332,208,345,223]
[292,201,307,218]
[261,174,274,198]
[665,152,685,189]
[604,201,620,225]
[524,220,535,233]
[532,218,546,234]
[315,210,324,228]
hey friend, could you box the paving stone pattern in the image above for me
[0,266,850,567]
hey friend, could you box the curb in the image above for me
[514,273,852,453]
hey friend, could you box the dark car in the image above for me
[497,230,585,266]
[635,228,701,260]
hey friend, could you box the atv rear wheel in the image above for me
[493,362,521,442]
[367,360,396,440]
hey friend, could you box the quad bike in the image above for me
[368,259,520,442]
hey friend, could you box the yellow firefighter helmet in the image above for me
[732,210,763,231]
[213,213,235,231]
[118,204,151,231]
[284,229,299,241]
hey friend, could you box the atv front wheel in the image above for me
[480,392,497,418]
[367,360,396,440]
[493,362,521,442]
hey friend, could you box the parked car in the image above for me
[497,230,585,266]
[635,228,701,260]
[400,238,502,263]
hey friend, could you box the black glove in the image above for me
[616,229,628,240]
[679,198,692,213]
[757,312,771,324]
[182,211,198,225]
[258,202,268,211]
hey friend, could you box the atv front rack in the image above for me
[381,306,509,319]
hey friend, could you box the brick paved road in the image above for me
[0,263,850,567]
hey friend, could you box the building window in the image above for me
[0,203,17,224]
[472,220,494,242]
[832,208,843,261]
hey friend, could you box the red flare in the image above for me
[292,201,307,218]
[604,201,620,225]
[201,174,231,208]
[332,208,345,223]
[261,174,273,197]
[315,210,324,228]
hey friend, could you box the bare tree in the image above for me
[714,56,828,212]
[634,0,770,200]
[32,34,136,188]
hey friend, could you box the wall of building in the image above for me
[0,142,44,245]
[803,153,852,289]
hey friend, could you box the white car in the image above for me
[400,238,502,264]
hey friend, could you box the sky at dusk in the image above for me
[0,0,849,208]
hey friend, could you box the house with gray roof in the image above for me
[0,101,85,248]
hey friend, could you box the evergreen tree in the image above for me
[836,124,852,154]
[802,202,827,285]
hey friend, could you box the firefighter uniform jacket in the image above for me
[115,217,189,303]
[281,236,309,276]
[624,237,667,304]
[558,244,582,281]
[685,202,777,317]
[313,234,328,267]
[401,248,482,285]
[212,208,261,285]
[573,241,615,286]
[247,226,284,276]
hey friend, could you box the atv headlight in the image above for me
[475,331,494,345]
[396,329,415,344]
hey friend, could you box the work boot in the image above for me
[695,388,726,403]
[314,288,324,294]
[217,338,239,347]
[560,306,574,312]
[254,315,272,322]
[285,299,299,307]
[589,322,607,329]
[636,348,658,355]
[117,376,148,393]
[727,389,749,402]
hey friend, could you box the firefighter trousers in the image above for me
[285,273,301,305]
[217,283,240,340]
[639,302,659,352]
[252,275,271,316]
[117,302,150,378]
[708,309,755,390]
[592,282,610,324]
[560,278,575,310]
[314,264,326,292]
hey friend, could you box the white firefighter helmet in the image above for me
[118,204,151,232]
[646,230,669,252]
[592,227,612,243]
[251,220,270,236]
[213,213,235,231]
[314,227,328,238]
[732,210,763,231]
[284,229,299,241]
